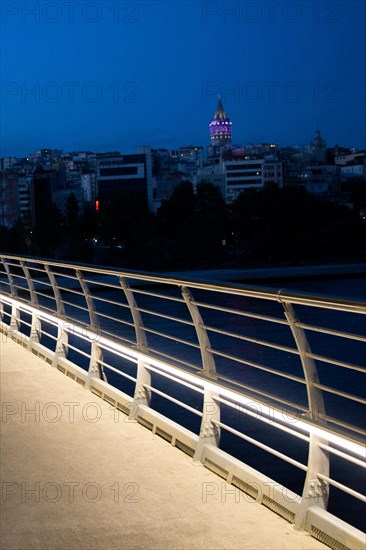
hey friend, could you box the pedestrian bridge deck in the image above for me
[0,337,327,550]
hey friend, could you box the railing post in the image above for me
[180,285,220,462]
[280,298,329,528]
[1,257,20,336]
[76,269,104,389]
[119,277,151,415]
[45,264,69,368]
[19,259,41,349]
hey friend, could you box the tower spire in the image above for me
[214,96,227,121]
[209,97,232,146]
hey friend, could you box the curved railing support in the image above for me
[1,257,20,336]
[181,285,220,461]
[45,264,69,368]
[20,260,41,349]
[119,277,151,414]
[76,269,104,388]
[280,299,329,528]
[181,286,216,377]
[1,257,17,297]
[193,386,220,462]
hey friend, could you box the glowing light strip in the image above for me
[215,395,310,443]
[1,294,365,460]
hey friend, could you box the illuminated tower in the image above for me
[209,96,232,147]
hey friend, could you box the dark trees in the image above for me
[157,181,227,267]
[231,185,366,263]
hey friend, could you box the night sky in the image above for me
[1,0,365,156]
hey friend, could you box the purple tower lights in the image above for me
[209,96,232,147]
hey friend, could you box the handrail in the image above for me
[0,254,365,542]
[1,253,364,313]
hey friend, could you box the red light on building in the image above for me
[95,200,100,212]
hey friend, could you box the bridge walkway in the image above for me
[0,337,327,550]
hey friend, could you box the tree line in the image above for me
[1,182,365,269]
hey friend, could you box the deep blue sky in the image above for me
[1,0,365,156]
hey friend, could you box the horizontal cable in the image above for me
[0,310,11,319]
[98,329,136,348]
[318,443,366,468]
[214,371,309,414]
[37,304,59,318]
[1,261,24,269]
[146,363,205,395]
[95,309,135,328]
[212,419,308,471]
[18,318,32,328]
[66,342,91,359]
[82,277,120,289]
[90,293,130,309]
[97,341,138,363]
[306,352,366,374]
[317,414,366,438]
[142,325,200,349]
[129,287,185,303]
[191,299,288,325]
[34,290,57,301]
[21,264,47,274]
[317,473,366,502]
[57,286,85,297]
[207,347,305,385]
[40,329,58,341]
[203,323,299,355]
[297,321,366,343]
[18,309,31,317]
[10,273,28,281]
[80,278,122,291]
[313,383,366,405]
[143,384,203,417]
[146,345,202,372]
[12,283,30,292]
[0,298,59,324]
[215,395,310,443]
[135,306,194,326]
[62,300,89,313]
[32,279,53,288]
[50,271,80,281]
[97,359,137,382]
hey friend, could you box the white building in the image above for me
[195,158,283,203]
[340,163,365,179]
[17,176,33,227]
[195,163,226,198]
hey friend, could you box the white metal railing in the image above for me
[0,254,365,548]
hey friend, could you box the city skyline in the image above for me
[1,1,365,156]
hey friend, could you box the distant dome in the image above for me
[312,128,326,149]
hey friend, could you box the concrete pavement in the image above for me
[0,337,328,550]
